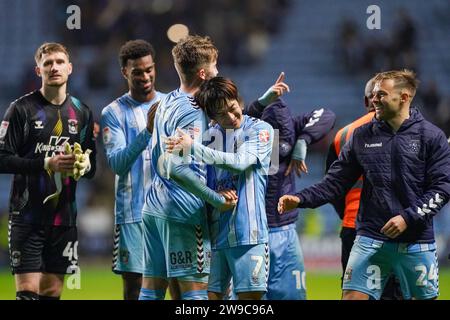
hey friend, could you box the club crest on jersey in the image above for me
[68,119,78,134]
[408,139,420,154]
[0,121,9,139]
[258,130,270,143]
[34,120,44,129]
[103,127,111,145]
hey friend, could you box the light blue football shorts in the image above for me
[208,243,269,294]
[142,214,210,282]
[343,235,439,300]
[264,223,306,300]
[112,222,144,274]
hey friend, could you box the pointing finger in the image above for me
[275,72,285,84]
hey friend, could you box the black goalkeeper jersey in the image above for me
[0,90,96,226]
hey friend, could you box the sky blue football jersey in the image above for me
[143,89,224,225]
[101,91,165,224]
[201,115,273,249]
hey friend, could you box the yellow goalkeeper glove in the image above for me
[72,142,92,181]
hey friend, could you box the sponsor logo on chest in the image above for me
[35,135,70,157]
[364,142,382,148]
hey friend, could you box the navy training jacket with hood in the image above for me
[295,107,450,243]
[245,98,336,228]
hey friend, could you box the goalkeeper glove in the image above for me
[72,142,92,181]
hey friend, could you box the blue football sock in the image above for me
[138,288,165,300]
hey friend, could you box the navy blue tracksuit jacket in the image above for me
[295,107,450,243]
[245,99,336,228]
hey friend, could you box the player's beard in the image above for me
[374,103,386,120]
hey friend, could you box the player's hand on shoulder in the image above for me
[278,195,301,214]
[165,128,193,154]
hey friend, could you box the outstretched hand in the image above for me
[278,195,301,214]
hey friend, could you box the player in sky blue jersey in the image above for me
[101,40,164,300]
[167,77,274,300]
[139,36,236,301]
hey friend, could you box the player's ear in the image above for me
[364,96,369,108]
[67,62,73,76]
[198,68,206,80]
[121,67,129,80]
[35,66,41,77]
[400,92,410,104]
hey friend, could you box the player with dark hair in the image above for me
[101,39,164,300]
[0,42,96,300]
[279,69,450,300]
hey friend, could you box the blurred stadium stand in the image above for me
[0,0,449,269]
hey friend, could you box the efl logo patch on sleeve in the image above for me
[102,127,111,144]
[0,121,9,139]
[258,129,270,143]
[187,126,201,140]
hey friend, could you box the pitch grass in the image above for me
[1,266,450,300]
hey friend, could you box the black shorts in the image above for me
[8,219,78,275]
[340,226,357,274]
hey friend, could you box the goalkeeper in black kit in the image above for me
[0,42,96,300]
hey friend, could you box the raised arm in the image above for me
[168,124,273,174]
